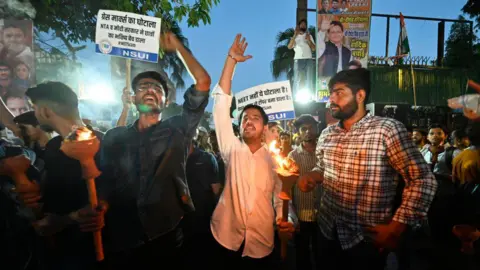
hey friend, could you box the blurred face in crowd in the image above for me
[280,133,291,148]
[197,129,210,146]
[328,24,344,44]
[209,131,219,153]
[299,21,307,33]
[17,123,43,146]
[299,123,318,143]
[6,97,27,116]
[3,26,27,54]
[240,108,267,142]
[321,0,329,9]
[427,128,446,147]
[329,82,360,120]
[15,63,29,80]
[412,131,425,145]
[265,124,280,144]
[0,65,11,80]
[134,78,166,113]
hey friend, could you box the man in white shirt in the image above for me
[211,34,295,270]
[288,19,315,93]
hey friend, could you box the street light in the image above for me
[295,88,313,104]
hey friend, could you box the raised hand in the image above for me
[228,34,253,63]
[160,32,182,52]
[121,87,132,109]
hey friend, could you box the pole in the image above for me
[385,17,390,58]
[125,59,132,91]
[409,52,417,107]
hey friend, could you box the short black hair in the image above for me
[13,111,38,127]
[3,23,26,35]
[131,71,169,98]
[294,114,318,130]
[412,128,427,137]
[26,81,78,108]
[0,62,10,68]
[467,122,480,146]
[238,104,268,126]
[348,60,362,68]
[298,19,307,26]
[328,68,371,104]
[332,0,339,2]
[428,123,446,134]
[329,21,344,32]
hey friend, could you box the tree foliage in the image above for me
[462,0,480,30]
[444,15,479,68]
[4,0,220,44]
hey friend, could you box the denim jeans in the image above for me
[293,58,314,93]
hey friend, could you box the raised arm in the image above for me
[212,34,252,159]
[161,32,210,140]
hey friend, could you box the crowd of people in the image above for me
[0,31,478,270]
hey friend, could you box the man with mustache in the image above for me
[288,19,315,93]
[99,32,210,269]
[211,34,295,269]
[288,114,321,270]
[298,68,437,270]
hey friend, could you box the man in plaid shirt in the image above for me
[298,68,437,270]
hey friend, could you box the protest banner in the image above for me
[316,0,372,102]
[95,10,161,63]
[235,81,296,121]
[0,19,34,116]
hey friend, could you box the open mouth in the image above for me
[143,95,157,103]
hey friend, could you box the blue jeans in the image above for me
[293,58,314,93]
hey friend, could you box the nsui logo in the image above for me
[99,40,112,54]
[122,50,149,60]
[268,113,287,121]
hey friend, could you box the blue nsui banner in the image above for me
[235,81,296,121]
[95,10,161,63]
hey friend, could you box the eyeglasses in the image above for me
[136,82,165,94]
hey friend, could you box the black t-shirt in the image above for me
[42,130,103,257]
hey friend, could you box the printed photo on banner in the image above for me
[0,19,35,116]
[235,81,296,121]
[95,10,161,63]
[316,0,372,102]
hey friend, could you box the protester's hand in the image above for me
[121,87,132,109]
[228,34,253,63]
[294,26,299,36]
[364,221,406,250]
[71,201,108,232]
[13,181,42,208]
[160,32,182,52]
[305,31,312,41]
[277,218,295,240]
[298,172,317,192]
[33,214,70,236]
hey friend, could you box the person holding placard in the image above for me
[99,32,211,269]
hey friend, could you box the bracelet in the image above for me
[228,54,237,62]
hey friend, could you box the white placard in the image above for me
[95,10,161,63]
[235,81,296,121]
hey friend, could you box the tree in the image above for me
[444,15,479,68]
[271,26,316,85]
[462,0,480,30]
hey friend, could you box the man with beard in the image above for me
[211,34,295,270]
[99,32,210,269]
[420,124,447,167]
[17,81,106,270]
[412,128,427,151]
[288,114,321,270]
[297,68,437,270]
[288,19,315,92]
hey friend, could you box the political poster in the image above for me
[316,0,372,102]
[95,10,161,63]
[0,19,34,116]
[235,81,296,121]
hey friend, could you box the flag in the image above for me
[396,13,410,64]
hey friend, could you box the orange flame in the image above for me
[269,140,298,176]
[76,127,94,141]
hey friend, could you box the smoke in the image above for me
[0,0,36,19]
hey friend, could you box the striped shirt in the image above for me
[313,114,437,250]
[288,144,320,222]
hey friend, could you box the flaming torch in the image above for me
[60,126,104,261]
[269,140,299,260]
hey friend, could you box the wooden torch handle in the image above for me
[281,199,289,261]
[86,178,104,261]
